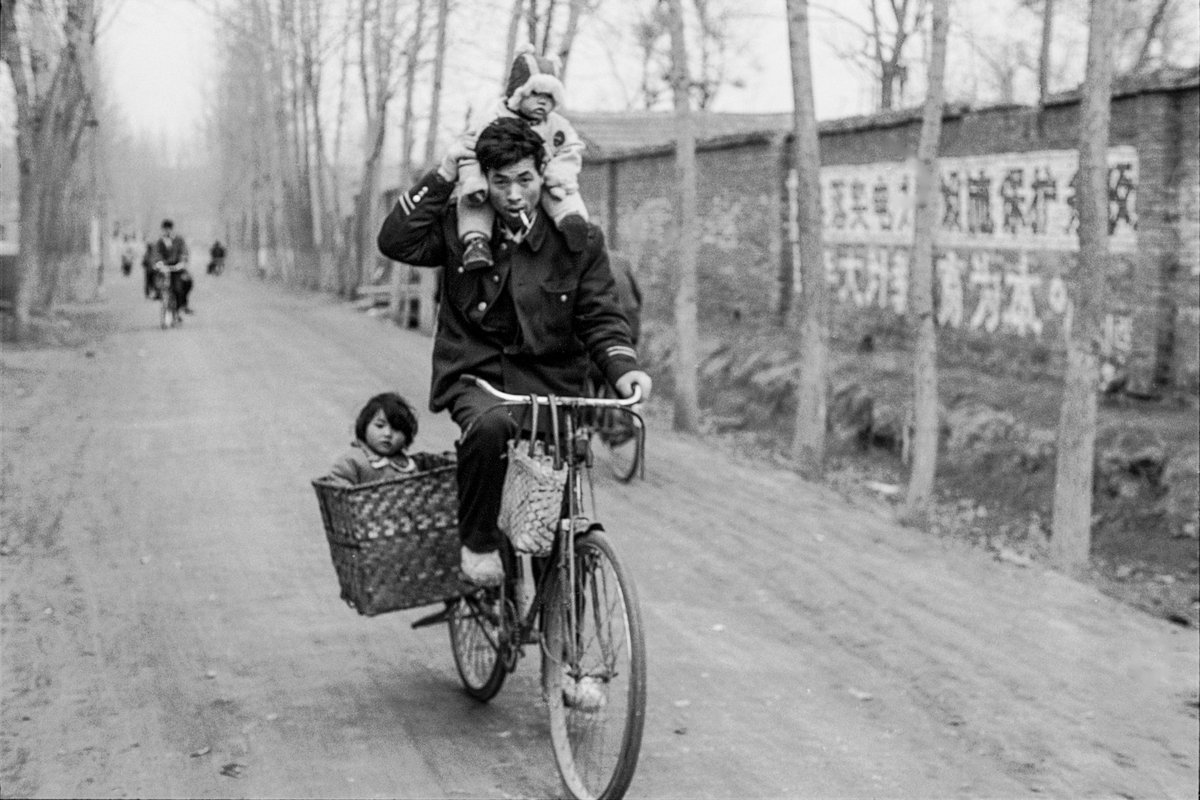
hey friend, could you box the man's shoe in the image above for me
[460,546,503,586]
[183,307,194,314]
[562,673,607,712]
[559,214,589,253]
[462,237,493,269]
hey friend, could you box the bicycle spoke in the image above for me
[449,590,509,701]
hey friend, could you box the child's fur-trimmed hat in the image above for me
[505,43,566,112]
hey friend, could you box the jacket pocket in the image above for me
[539,281,577,336]
[519,279,579,355]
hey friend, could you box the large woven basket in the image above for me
[312,452,466,616]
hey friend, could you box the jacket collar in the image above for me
[352,440,414,472]
[499,209,548,252]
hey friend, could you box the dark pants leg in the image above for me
[144,268,156,297]
[169,271,188,310]
[177,270,193,309]
[450,386,521,554]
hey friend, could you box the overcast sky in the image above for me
[97,0,875,144]
[80,0,1200,147]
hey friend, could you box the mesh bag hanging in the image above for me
[497,395,567,556]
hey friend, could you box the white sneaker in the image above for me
[562,673,607,712]
[460,546,503,586]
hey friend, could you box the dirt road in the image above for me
[2,273,1197,799]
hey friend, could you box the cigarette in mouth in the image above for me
[519,210,531,229]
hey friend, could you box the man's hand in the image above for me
[614,370,652,401]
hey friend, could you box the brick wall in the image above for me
[579,78,1200,391]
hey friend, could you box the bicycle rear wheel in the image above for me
[543,531,646,800]
[448,588,510,701]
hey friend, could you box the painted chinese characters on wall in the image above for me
[797,147,1139,363]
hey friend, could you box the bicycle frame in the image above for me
[463,376,644,664]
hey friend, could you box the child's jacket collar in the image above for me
[352,440,415,472]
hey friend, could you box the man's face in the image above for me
[486,157,543,227]
[161,227,173,240]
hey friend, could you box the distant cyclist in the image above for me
[154,219,194,314]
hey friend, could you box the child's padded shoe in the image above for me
[463,236,494,269]
[460,546,503,586]
[559,214,589,253]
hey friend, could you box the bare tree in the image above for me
[818,0,929,111]
[1037,0,1055,107]
[503,0,526,91]
[353,0,404,288]
[504,0,598,86]
[423,0,450,169]
[664,0,702,433]
[902,0,948,525]
[397,0,428,189]
[1050,0,1116,571]
[689,0,734,109]
[785,0,829,476]
[555,0,592,83]
[632,0,736,111]
[296,0,332,284]
[2,0,102,337]
[1131,0,1170,72]
[633,6,670,109]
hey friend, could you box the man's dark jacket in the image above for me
[377,170,640,412]
[154,235,189,267]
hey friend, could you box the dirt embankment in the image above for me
[636,318,1200,629]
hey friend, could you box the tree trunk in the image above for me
[1037,0,1055,108]
[1132,0,1170,73]
[1051,0,1116,571]
[423,0,450,169]
[2,0,98,335]
[398,0,427,189]
[557,0,585,84]
[903,0,949,525]
[785,0,829,477]
[503,0,526,91]
[664,0,702,433]
[332,3,355,294]
[771,134,791,324]
[358,109,388,289]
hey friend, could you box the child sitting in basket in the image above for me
[327,393,420,485]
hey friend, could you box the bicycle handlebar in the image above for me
[465,375,642,408]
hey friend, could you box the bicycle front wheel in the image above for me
[596,408,641,483]
[543,531,646,800]
[448,588,510,701]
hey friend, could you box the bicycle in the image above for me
[590,380,645,483]
[154,263,182,329]
[419,375,648,800]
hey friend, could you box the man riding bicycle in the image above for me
[377,117,652,586]
[154,219,194,314]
